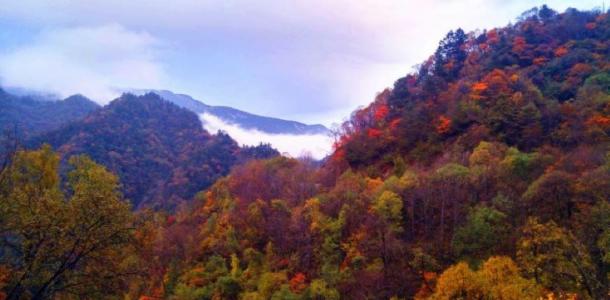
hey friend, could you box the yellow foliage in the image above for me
[427,257,544,300]
[429,262,483,300]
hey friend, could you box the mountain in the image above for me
[29,93,278,209]
[3,6,609,300]
[0,89,100,139]
[331,6,610,170]
[131,89,329,135]
[130,6,609,300]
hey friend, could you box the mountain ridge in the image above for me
[131,89,329,135]
[135,6,610,299]
[0,89,100,139]
[29,93,278,209]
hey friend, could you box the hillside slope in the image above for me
[31,93,277,209]
[132,7,610,300]
[332,6,609,171]
[0,89,100,138]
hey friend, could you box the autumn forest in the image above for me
[1,5,610,300]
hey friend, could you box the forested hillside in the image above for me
[0,90,99,139]
[29,93,278,209]
[331,5,610,171]
[131,6,609,299]
[0,5,609,300]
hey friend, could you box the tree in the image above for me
[388,76,412,113]
[469,141,506,202]
[522,171,575,222]
[426,256,543,300]
[434,28,468,81]
[476,256,543,299]
[574,201,610,298]
[451,205,508,265]
[369,190,405,294]
[538,5,557,22]
[516,218,600,298]
[429,163,470,252]
[372,191,403,233]
[0,146,136,299]
[427,262,483,299]
[305,279,339,300]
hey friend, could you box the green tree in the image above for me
[451,205,508,265]
[372,191,403,233]
[430,163,470,250]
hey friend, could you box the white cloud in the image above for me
[0,1,601,124]
[200,113,333,160]
[0,24,166,104]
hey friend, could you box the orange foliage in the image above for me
[472,82,489,92]
[569,63,593,77]
[289,273,307,293]
[533,57,548,65]
[367,128,383,138]
[554,46,568,57]
[366,177,384,192]
[374,104,389,121]
[470,69,514,101]
[435,115,452,134]
[512,36,527,53]
[423,271,437,282]
[331,146,346,163]
[587,115,610,129]
[485,69,512,96]
[470,82,488,100]
[487,29,499,44]
[389,118,401,130]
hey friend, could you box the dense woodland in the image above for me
[1,5,609,300]
[28,93,278,209]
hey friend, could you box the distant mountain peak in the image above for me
[28,93,278,210]
[63,94,96,104]
[0,89,100,138]
[129,89,329,135]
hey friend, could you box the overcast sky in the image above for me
[0,0,602,126]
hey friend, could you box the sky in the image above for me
[0,0,603,127]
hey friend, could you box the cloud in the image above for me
[200,113,333,160]
[0,24,166,103]
[0,0,602,123]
